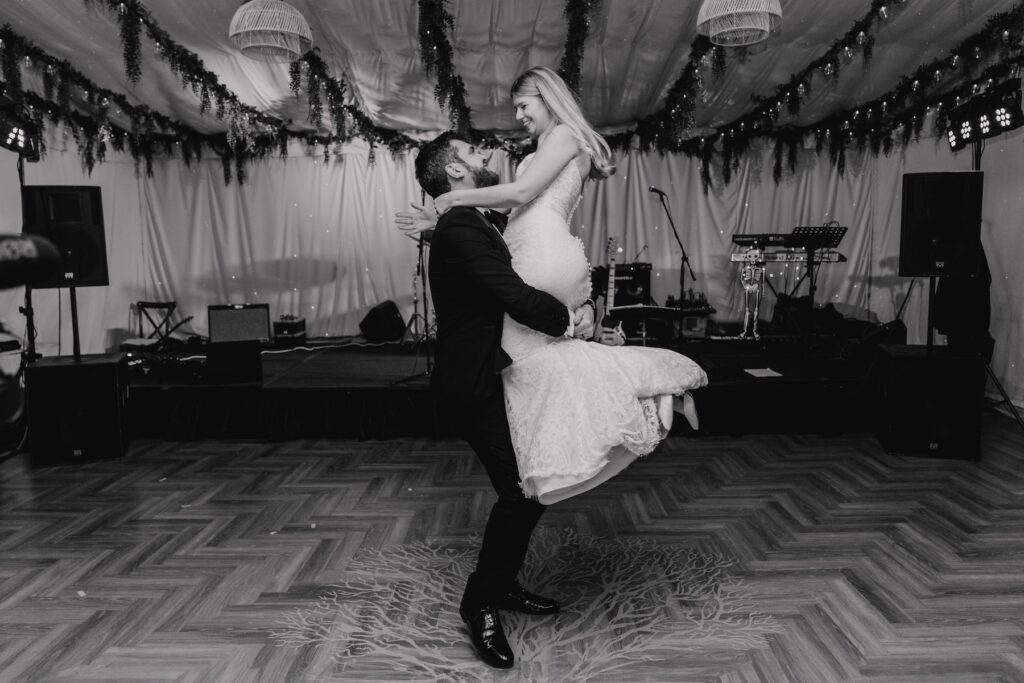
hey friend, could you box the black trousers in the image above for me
[442,386,546,608]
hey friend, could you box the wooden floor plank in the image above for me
[1,415,1023,681]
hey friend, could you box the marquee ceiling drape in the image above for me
[1,0,1018,139]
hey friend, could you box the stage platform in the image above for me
[127,337,874,441]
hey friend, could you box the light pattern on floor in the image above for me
[273,527,782,681]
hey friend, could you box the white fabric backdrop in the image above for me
[0,125,1020,407]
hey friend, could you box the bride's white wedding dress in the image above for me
[501,154,708,505]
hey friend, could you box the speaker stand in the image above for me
[15,157,41,365]
[19,287,40,365]
[69,287,83,363]
[925,275,937,353]
[984,365,1024,434]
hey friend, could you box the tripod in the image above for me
[392,232,433,385]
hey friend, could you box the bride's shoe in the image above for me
[674,393,699,431]
[658,394,673,431]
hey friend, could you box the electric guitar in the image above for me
[600,237,626,346]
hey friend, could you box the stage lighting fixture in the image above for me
[947,78,1023,152]
[0,114,39,161]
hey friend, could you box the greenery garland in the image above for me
[82,0,283,136]
[558,0,601,94]
[292,50,422,157]
[417,0,472,135]
[5,0,1022,188]
[1,24,373,184]
[751,2,1024,182]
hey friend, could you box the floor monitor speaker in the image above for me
[360,300,405,343]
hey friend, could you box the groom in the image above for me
[413,132,594,669]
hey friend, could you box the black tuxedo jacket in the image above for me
[428,206,569,398]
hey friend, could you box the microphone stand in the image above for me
[656,192,695,297]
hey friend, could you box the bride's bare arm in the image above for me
[435,125,579,211]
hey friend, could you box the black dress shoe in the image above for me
[495,582,560,615]
[459,604,514,669]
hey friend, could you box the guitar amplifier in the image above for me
[611,263,652,306]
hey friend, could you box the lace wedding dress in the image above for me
[501,154,708,504]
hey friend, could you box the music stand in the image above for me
[787,224,848,302]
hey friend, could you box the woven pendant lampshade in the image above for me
[697,0,782,47]
[229,0,313,63]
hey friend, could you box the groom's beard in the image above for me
[471,166,499,188]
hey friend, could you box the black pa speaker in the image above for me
[359,300,405,343]
[899,172,983,277]
[871,344,985,458]
[25,353,129,466]
[21,185,109,288]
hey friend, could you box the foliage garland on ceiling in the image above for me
[82,0,283,137]
[288,50,423,164]
[417,0,472,135]
[738,1,1024,183]
[0,22,355,185]
[558,0,601,95]
[413,0,601,160]
[3,0,1023,186]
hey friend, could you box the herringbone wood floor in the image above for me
[2,416,1023,682]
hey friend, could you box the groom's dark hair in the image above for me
[415,131,463,198]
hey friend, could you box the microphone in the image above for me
[634,244,649,261]
[0,234,62,290]
[648,185,667,197]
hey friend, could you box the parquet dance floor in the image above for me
[1,416,1023,682]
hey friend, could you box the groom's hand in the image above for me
[395,199,437,243]
[572,300,596,339]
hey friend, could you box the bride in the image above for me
[413,66,707,504]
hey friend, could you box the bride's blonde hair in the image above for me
[510,66,615,180]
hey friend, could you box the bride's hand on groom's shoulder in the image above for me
[433,192,456,215]
[395,200,437,242]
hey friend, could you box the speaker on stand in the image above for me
[22,185,110,363]
[19,185,126,465]
[896,169,1024,438]
[898,171,983,348]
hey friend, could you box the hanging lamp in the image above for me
[697,0,783,47]
[229,0,313,63]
